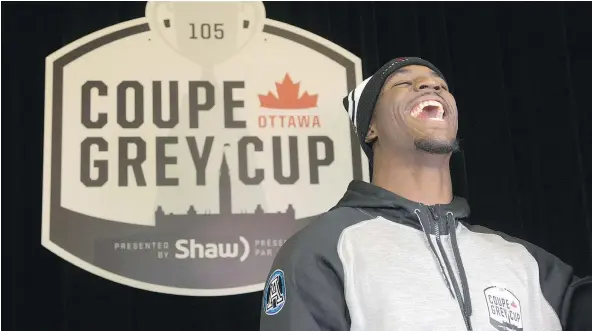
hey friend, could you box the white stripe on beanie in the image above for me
[345,76,372,131]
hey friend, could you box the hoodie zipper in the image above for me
[424,206,473,331]
[414,209,455,299]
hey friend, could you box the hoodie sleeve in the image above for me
[259,217,352,331]
[563,275,592,331]
[525,248,592,330]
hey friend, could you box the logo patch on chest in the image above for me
[483,286,523,331]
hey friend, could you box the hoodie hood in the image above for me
[332,180,470,233]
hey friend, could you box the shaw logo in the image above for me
[175,236,250,262]
[483,286,523,331]
[257,73,321,129]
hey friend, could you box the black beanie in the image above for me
[342,57,446,173]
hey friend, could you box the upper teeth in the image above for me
[410,100,445,120]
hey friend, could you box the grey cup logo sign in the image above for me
[42,1,367,296]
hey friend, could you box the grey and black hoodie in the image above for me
[259,180,591,331]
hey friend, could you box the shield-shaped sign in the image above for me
[43,1,368,296]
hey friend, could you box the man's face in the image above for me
[370,65,459,155]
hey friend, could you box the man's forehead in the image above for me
[391,65,440,77]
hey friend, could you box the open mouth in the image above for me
[409,100,445,121]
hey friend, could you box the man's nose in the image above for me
[414,77,443,92]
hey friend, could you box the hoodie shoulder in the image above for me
[280,206,373,259]
[267,206,374,286]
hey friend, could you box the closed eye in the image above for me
[392,81,412,88]
[381,81,411,93]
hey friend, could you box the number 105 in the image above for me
[189,23,224,40]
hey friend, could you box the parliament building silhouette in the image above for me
[154,150,296,224]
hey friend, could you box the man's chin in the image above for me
[414,138,460,155]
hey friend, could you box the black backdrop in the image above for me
[4,2,592,330]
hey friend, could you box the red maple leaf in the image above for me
[258,73,318,109]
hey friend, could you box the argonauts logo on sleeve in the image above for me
[263,269,286,315]
[42,1,366,296]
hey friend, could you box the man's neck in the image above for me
[372,150,454,206]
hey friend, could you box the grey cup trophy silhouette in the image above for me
[144,1,266,218]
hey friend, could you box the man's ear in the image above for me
[365,121,378,143]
